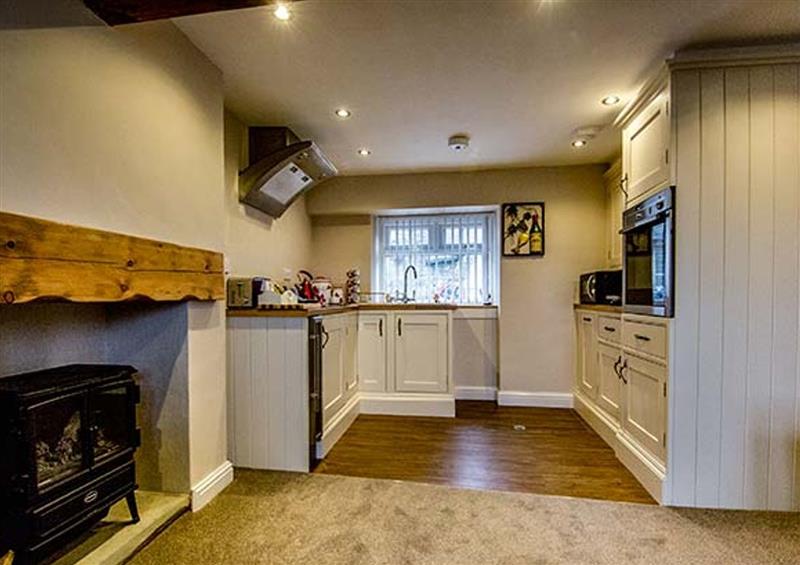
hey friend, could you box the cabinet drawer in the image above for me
[623,320,666,359]
[597,316,621,343]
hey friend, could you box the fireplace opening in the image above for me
[0,364,141,564]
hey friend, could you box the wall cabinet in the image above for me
[357,313,388,392]
[604,159,624,269]
[394,313,449,393]
[622,92,670,203]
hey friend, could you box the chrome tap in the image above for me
[402,265,418,303]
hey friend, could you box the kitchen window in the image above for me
[374,211,499,305]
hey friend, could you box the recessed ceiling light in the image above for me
[572,139,587,148]
[357,148,371,156]
[274,4,291,21]
[335,108,351,119]
[601,95,621,106]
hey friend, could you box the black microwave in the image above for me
[579,270,622,306]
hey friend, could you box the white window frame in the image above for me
[372,208,500,305]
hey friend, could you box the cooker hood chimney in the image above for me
[238,127,337,218]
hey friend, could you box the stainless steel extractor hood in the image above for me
[238,127,337,218]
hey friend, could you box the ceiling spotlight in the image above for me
[601,95,621,106]
[572,139,587,148]
[335,108,351,119]
[357,148,371,156]
[274,4,291,21]
[448,134,470,152]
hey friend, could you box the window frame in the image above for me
[372,209,500,306]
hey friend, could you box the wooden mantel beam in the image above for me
[83,0,294,26]
[0,212,224,304]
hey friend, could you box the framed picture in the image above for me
[502,202,545,257]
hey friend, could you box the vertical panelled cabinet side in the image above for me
[668,56,800,511]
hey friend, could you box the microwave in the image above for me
[579,270,622,305]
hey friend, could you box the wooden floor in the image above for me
[315,400,655,504]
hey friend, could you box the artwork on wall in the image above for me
[502,202,545,257]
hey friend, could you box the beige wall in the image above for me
[224,111,313,279]
[306,166,608,394]
[0,22,230,495]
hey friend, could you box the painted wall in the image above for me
[224,111,313,280]
[452,310,498,395]
[0,21,228,496]
[306,166,607,395]
[671,64,800,511]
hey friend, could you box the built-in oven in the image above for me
[622,186,674,317]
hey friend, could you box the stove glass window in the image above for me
[31,394,86,488]
[92,386,130,461]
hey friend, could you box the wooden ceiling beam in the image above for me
[83,0,287,26]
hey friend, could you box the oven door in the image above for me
[623,212,673,317]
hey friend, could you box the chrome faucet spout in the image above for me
[403,265,418,303]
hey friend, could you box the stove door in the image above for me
[90,383,137,465]
[28,391,88,491]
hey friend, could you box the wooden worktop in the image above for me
[227,302,464,318]
[573,303,623,314]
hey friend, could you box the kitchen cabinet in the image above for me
[622,91,670,203]
[604,159,624,269]
[357,313,388,392]
[573,308,670,502]
[321,313,358,429]
[596,341,622,421]
[620,351,667,463]
[576,312,598,399]
[394,313,449,393]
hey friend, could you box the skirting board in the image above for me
[454,386,497,401]
[317,394,360,459]
[360,393,455,417]
[191,460,233,512]
[615,432,665,503]
[497,391,574,408]
[573,391,619,447]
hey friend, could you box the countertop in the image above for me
[227,303,470,318]
[573,303,623,314]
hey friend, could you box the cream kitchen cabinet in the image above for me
[576,312,598,399]
[620,351,667,463]
[357,313,388,392]
[321,313,358,429]
[604,159,624,269]
[622,91,670,203]
[596,340,622,421]
[394,312,449,393]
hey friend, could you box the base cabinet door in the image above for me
[357,313,388,392]
[596,341,622,421]
[343,314,358,398]
[321,317,345,429]
[576,312,598,399]
[394,313,448,393]
[620,352,667,462]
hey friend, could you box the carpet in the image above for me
[129,469,799,565]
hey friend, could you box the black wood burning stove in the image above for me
[0,365,141,564]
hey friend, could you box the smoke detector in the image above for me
[448,134,470,152]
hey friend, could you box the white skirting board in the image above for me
[454,386,497,401]
[317,394,360,459]
[191,460,233,512]
[359,393,455,417]
[497,391,574,408]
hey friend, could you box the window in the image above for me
[374,211,499,305]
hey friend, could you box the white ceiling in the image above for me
[174,0,800,175]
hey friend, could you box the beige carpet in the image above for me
[129,470,799,565]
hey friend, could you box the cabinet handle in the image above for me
[397,317,402,337]
[613,356,622,378]
[583,317,592,322]
[604,326,616,332]
[634,334,651,342]
[379,318,383,337]
[321,326,329,349]
[619,359,628,384]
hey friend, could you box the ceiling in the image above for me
[174,0,800,175]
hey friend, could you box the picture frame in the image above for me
[502,202,545,257]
